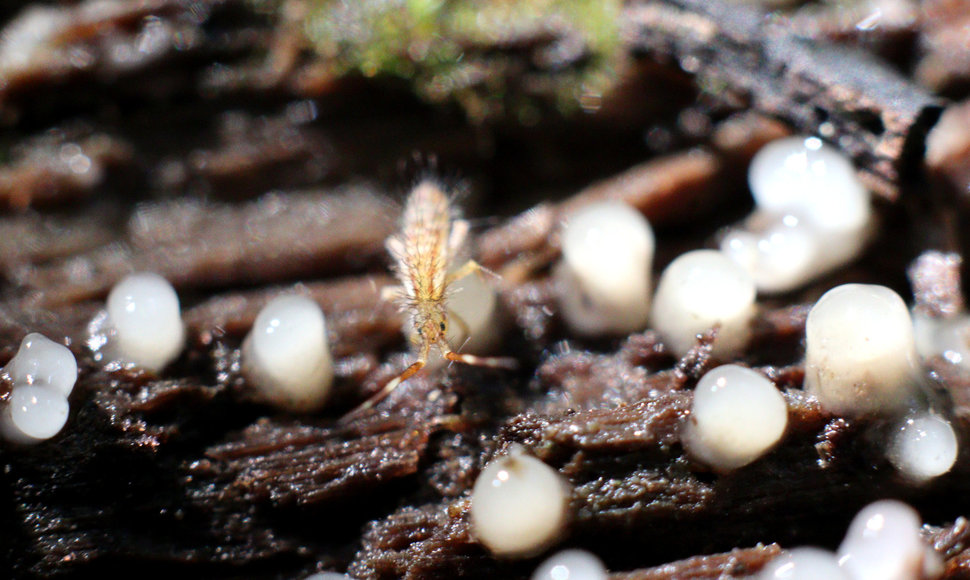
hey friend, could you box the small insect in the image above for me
[349,180,515,416]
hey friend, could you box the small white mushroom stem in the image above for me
[838,500,941,580]
[721,135,872,294]
[804,284,921,416]
[470,444,572,558]
[650,250,756,359]
[682,364,788,471]
[532,549,608,580]
[887,412,958,482]
[757,547,850,580]
[242,294,334,413]
[99,272,185,372]
[556,201,655,336]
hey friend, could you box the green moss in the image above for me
[300,0,623,122]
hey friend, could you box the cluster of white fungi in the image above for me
[2,133,961,580]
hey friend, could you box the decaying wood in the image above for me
[621,0,945,199]
[3,0,970,578]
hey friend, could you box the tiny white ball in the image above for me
[720,212,818,294]
[2,384,70,442]
[758,547,850,580]
[804,284,921,416]
[683,364,788,471]
[888,413,958,481]
[532,549,608,580]
[471,446,571,558]
[557,201,655,336]
[650,250,756,358]
[838,500,935,580]
[105,272,185,372]
[749,136,870,232]
[445,270,499,352]
[4,332,77,396]
[242,295,334,413]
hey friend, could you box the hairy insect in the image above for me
[349,180,514,416]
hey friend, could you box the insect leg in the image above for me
[444,350,518,370]
[342,358,426,421]
[446,259,502,286]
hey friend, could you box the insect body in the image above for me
[349,180,514,416]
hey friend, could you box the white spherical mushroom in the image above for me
[470,445,572,558]
[0,333,78,444]
[838,500,941,580]
[758,547,850,580]
[720,136,871,293]
[804,284,921,416]
[556,201,655,336]
[532,549,608,580]
[749,136,870,232]
[446,269,499,352]
[242,295,334,413]
[650,250,756,359]
[683,364,788,471]
[4,332,77,396]
[100,272,185,372]
[887,413,958,482]
[1,384,70,444]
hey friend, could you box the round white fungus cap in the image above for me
[720,212,817,294]
[758,547,850,580]
[683,364,788,471]
[888,413,958,482]
[838,500,939,580]
[471,445,571,558]
[4,333,77,396]
[650,250,756,359]
[242,295,334,413]
[445,269,499,352]
[749,136,870,232]
[2,384,70,442]
[557,201,654,336]
[804,284,921,416]
[532,549,608,580]
[105,272,185,372]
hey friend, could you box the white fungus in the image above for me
[95,272,185,372]
[837,500,941,580]
[242,294,334,413]
[0,333,77,444]
[682,364,788,471]
[470,445,572,558]
[532,549,608,580]
[303,573,352,580]
[804,284,921,416]
[5,332,77,397]
[887,412,958,482]
[444,269,499,353]
[556,201,655,336]
[720,136,872,293]
[650,250,756,359]
[757,547,850,580]
[1,385,70,443]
